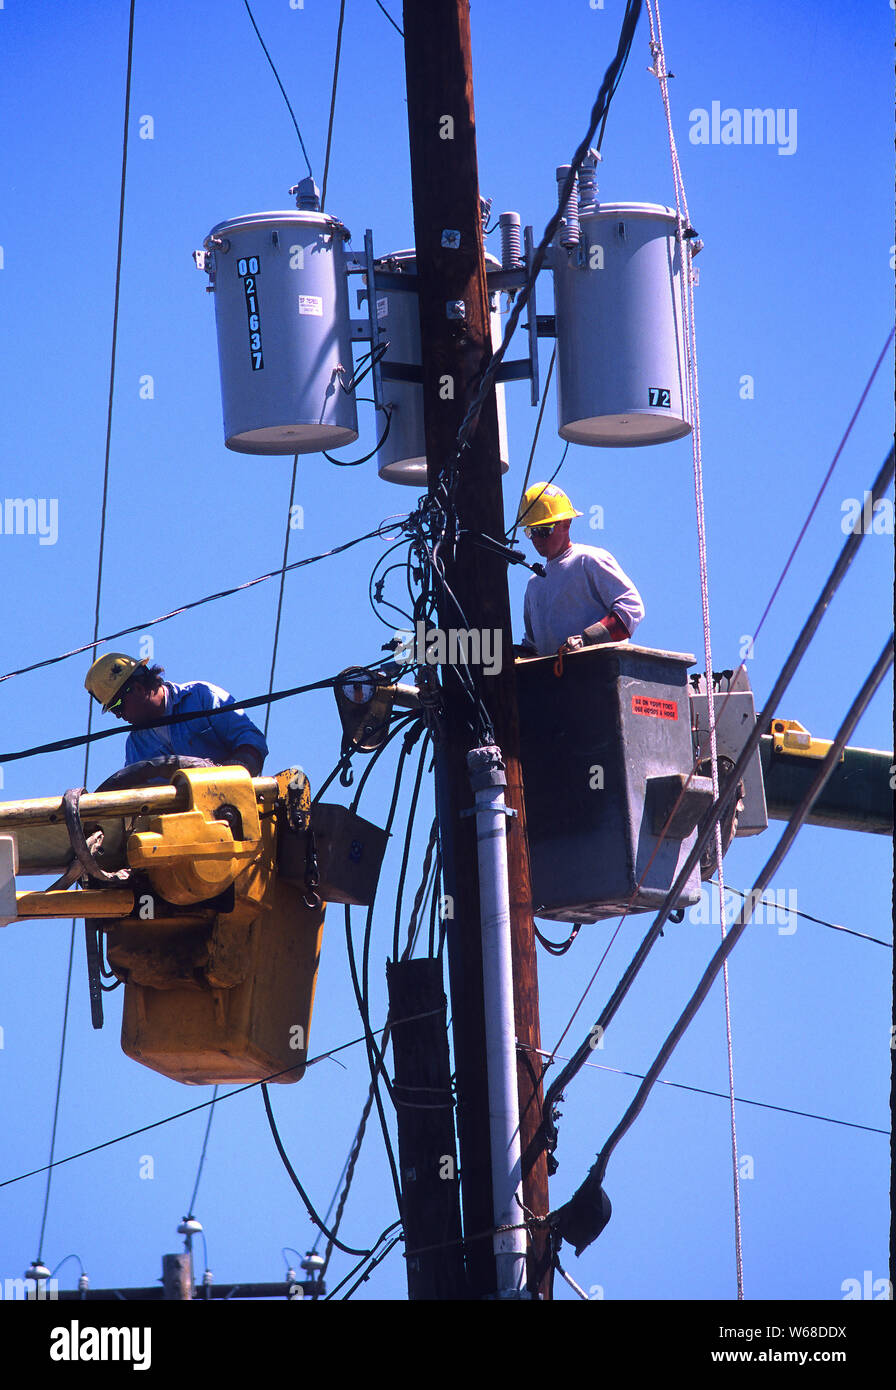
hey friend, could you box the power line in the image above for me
[544,399,895,1071]
[36,0,138,1269]
[243,0,313,176]
[589,634,893,1190]
[261,1082,395,1257]
[506,343,557,545]
[185,1085,219,1220]
[713,882,892,950]
[373,0,403,39]
[320,0,346,212]
[523,1046,887,1136]
[262,457,299,741]
[0,521,403,687]
[0,666,383,765]
[541,444,895,1160]
[448,0,643,471]
[0,1015,436,1192]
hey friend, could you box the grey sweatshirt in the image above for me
[521,542,645,655]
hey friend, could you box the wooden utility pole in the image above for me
[386,959,466,1298]
[403,0,552,1299]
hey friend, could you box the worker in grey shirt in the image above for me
[515,482,644,656]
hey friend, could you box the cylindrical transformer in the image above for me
[553,201,692,447]
[374,249,510,487]
[202,210,358,455]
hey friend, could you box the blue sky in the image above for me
[0,0,892,1308]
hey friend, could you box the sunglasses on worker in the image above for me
[108,678,137,715]
[525,523,557,538]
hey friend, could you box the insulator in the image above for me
[178,1217,203,1236]
[290,177,321,211]
[26,1261,51,1282]
[498,212,523,270]
[577,150,601,217]
[77,1273,90,1292]
[556,165,580,248]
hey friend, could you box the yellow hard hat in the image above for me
[84,652,148,711]
[516,482,582,530]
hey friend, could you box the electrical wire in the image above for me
[533,921,582,956]
[506,343,557,545]
[587,635,893,1192]
[507,440,569,542]
[243,0,313,177]
[320,0,346,212]
[35,0,137,1269]
[373,0,403,39]
[401,817,440,960]
[0,521,403,687]
[263,456,299,740]
[340,1235,403,1299]
[319,1077,379,1276]
[0,1015,440,1192]
[521,1047,889,1137]
[343,724,432,1208]
[185,1085,219,1221]
[0,665,387,765]
[392,735,432,959]
[541,444,895,1159]
[323,401,393,466]
[711,882,892,949]
[449,0,643,470]
[261,1082,395,1257]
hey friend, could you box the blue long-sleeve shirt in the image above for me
[124,680,268,768]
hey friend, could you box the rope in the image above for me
[645,0,743,1299]
[36,0,137,1267]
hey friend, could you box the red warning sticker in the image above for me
[632,696,678,720]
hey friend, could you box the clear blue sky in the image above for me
[0,0,891,1311]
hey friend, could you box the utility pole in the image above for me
[403,0,552,1299]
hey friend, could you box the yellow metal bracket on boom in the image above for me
[770,718,845,763]
[0,766,325,1086]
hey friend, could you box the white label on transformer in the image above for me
[298,295,323,316]
[377,297,388,319]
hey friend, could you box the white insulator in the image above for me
[556,165,580,249]
[498,212,522,270]
[577,150,601,217]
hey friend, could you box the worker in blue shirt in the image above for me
[84,653,268,776]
